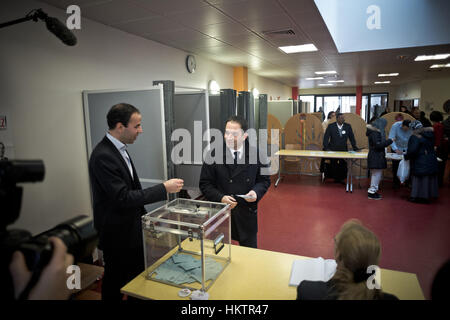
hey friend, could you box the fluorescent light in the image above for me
[278,44,318,53]
[414,54,450,61]
[328,80,344,83]
[378,73,399,77]
[430,63,450,68]
[374,81,390,84]
[315,70,337,75]
[318,83,334,86]
[305,77,324,80]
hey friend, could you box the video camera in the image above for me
[0,159,98,299]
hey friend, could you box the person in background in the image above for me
[430,111,448,187]
[388,119,412,188]
[366,118,394,200]
[399,105,409,114]
[379,107,390,117]
[404,120,438,203]
[323,113,359,183]
[411,107,432,127]
[322,111,336,131]
[297,219,398,300]
[443,99,450,141]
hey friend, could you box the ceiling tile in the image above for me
[79,0,158,25]
[215,0,285,21]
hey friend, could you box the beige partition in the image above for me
[328,113,368,178]
[284,113,324,175]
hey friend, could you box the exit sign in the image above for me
[0,116,6,129]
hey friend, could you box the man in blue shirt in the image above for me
[388,119,412,187]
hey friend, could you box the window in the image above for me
[299,95,315,112]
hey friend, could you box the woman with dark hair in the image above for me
[404,120,439,203]
[366,117,394,200]
[430,111,448,186]
[297,220,398,300]
[322,111,336,131]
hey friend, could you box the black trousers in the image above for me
[239,234,257,248]
[392,159,401,186]
[101,246,144,300]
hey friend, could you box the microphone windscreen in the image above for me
[45,16,77,46]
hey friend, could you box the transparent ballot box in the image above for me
[141,198,231,292]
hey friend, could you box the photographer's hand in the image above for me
[9,237,74,300]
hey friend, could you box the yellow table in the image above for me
[275,150,368,192]
[121,244,424,300]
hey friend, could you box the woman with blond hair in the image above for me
[297,220,398,300]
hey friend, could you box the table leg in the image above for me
[350,162,353,193]
[275,155,282,187]
[346,159,350,192]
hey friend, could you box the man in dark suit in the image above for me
[88,103,183,300]
[323,113,359,182]
[199,116,271,248]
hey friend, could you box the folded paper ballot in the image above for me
[236,194,256,199]
[289,257,337,287]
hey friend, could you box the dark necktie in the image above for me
[233,151,238,165]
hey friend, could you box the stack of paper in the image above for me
[152,253,223,285]
[288,257,337,287]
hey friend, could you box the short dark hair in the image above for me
[430,110,443,122]
[402,119,411,127]
[336,112,344,118]
[225,115,248,132]
[443,99,450,114]
[327,111,335,119]
[107,103,140,129]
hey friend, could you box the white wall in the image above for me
[420,77,450,114]
[395,81,421,100]
[0,0,238,234]
[248,72,291,100]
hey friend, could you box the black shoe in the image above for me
[368,192,382,200]
[408,197,419,203]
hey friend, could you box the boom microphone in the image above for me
[44,15,77,46]
[0,8,77,46]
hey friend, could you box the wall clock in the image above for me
[186,55,196,73]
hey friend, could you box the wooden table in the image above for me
[275,150,368,192]
[121,243,424,300]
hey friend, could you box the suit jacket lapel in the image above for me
[102,136,135,183]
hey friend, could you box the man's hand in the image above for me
[244,190,257,202]
[395,149,403,155]
[163,179,184,193]
[221,195,237,209]
[9,237,74,300]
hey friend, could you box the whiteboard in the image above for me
[83,86,167,212]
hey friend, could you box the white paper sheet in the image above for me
[289,257,337,287]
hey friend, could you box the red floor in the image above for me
[257,174,450,300]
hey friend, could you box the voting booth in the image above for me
[142,198,231,292]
